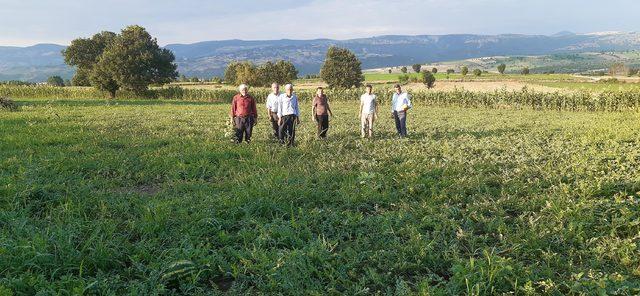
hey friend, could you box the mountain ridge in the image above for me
[3,32,640,82]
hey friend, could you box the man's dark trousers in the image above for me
[315,114,329,138]
[269,111,279,139]
[278,115,296,146]
[234,116,254,143]
[393,111,407,137]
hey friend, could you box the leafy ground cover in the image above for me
[1,98,639,295]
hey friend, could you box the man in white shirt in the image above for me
[265,83,281,139]
[277,84,300,146]
[359,84,378,138]
[390,84,412,137]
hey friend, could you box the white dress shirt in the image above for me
[391,92,412,112]
[266,92,281,112]
[360,94,377,115]
[277,93,300,118]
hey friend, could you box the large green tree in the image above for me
[224,61,241,84]
[46,76,65,87]
[225,60,298,87]
[498,63,506,74]
[63,31,117,86]
[274,60,298,84]
[320,47,363,88]
[91,25,177,97]
[412,64,422,73]
[233,61,260,86]
[420,70,436,89]
[461,66,469,76]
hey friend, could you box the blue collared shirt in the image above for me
[391,92,412,112]
[277,93,300,118]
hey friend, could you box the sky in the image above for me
[1,0,640,46]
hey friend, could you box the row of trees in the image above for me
[63,25,177,98]
[221,46,365,89]
[608,63,640,77]
[224,60,298,87]
[391,63,528,76]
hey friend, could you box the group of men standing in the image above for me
[229,83,412,145]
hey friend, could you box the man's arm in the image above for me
[277,97,283,125]
[359,99,364,119]
[295,97,301,124]
[374,99,379,119]
[311,98,317,122]
[252,98,258,125]
[327,98,333,117]
[265,96,271,118]
[391,95,396,113]
[230,97,236,122]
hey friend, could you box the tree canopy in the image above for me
[461,66,469,76]
[320,47,363,88]
[224,60,298,87]
[64,25,177,98]
[63,31,117,86]
[498,63,507,74]
[412,64,422,73]
[46,76,65,87]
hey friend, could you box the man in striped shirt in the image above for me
[277,84,300,146]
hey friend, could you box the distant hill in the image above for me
[3,32,640,81]
[0,44,72,82]
[400,51,640,75]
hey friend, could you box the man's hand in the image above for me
[278,118,282,126]
[253,117,258,126]
[296,117,301,125]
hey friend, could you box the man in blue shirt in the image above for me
[277,84,300,146]
[390,84,412,137]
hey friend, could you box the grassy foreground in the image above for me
[1,98,640,295]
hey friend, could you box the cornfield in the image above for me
[2,85,640,112]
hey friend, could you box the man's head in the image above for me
[365,84,373,94]
[285,84,294,96]
[316,87,324,97]
[394,84,402,94]
[271,83,279,94]
[238,84,248,96]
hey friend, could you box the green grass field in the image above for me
[2,98,640,294]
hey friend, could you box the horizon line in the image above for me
[0,30,631,48]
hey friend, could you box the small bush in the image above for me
[398,74,410,84]
[599,78,624,84]
[0,97,18,111]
